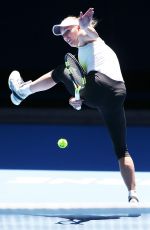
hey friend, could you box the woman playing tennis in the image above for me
[8,8,139,203]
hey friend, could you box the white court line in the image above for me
[6,177,150,186]
[0,202,144,217]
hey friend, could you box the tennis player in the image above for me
[8,8,139,203]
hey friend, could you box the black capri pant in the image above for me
[86,71,130,159]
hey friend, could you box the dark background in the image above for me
[0,0,150,110]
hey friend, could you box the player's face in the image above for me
[61,26,79,47]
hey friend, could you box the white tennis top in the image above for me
[78,37,124,82]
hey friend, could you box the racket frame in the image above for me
[65,53,86,110]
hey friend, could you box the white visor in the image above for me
[52,17,79,36]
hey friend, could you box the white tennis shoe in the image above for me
[128,195,139,204]
[8,70,32,105]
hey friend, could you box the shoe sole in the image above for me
[8,71,24,105]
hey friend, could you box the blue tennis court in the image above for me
[0,123,150,229]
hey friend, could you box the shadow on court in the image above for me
[37,214,141,225]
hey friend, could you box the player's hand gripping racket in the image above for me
[65,53,86,110]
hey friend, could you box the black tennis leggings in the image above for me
[99,106,129,159]
[85,71,130,160]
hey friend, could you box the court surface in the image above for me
[0,169,150,229]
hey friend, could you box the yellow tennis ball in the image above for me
[57,138,68,148]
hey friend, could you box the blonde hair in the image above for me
[77,16,98,28]
[90,18,98,28]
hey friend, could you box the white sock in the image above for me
[19,81,32,97]
[129,190,138,197]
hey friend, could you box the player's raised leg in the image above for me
[8,70,56,105]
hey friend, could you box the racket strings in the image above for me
[66,54,86,88]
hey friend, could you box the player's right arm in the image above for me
[69,97,84,110]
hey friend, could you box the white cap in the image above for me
[52,17,79,36]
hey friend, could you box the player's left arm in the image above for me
[79,8,99,39]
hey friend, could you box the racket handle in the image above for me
[75,91,81,110]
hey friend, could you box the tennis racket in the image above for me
[65,53,86,110]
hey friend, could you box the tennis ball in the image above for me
[57,138,68,148]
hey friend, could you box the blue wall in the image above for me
[0,124,149,171]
